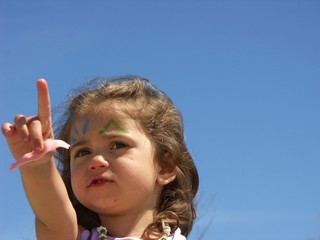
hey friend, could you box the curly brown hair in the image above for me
[55,76,199,238]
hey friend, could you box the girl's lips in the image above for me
[88,177,114,188]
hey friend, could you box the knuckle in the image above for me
[27,116,40,125]
[29,120,41,129]
[14,114,25,123]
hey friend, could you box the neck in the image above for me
[98,209,155,238]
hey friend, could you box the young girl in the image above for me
[2,76,199,240]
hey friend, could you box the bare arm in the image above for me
[2,79,78,239]
[21,157,77,240]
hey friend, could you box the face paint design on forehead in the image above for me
[70,118,90,145]
[99,119,128,135]
[82,118,89,135]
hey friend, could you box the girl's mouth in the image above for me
[88,177,113,187]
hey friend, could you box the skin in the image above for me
[99,119,128,135]
[70,118,90,146]
[2,79,77,240]
[70,111,167,237]
[2,79,177,240]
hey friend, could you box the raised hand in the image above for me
[2,79,55,164]
[2,79,77,239]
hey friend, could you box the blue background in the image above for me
[0,1,319,239]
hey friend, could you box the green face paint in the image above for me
[99,119,128,135]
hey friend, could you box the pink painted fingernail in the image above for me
[23,137,30,142]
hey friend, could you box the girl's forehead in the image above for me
[72,111,129,127]
[70,107,140,132]
[69,103,144,133]
[76,105,129,121]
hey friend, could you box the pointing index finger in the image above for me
[37,79,51,121]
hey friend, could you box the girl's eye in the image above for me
[75,149,91,158]
[110,142,128,150]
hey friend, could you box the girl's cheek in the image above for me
[71,159,89,177]
[69,160,76,174]
[70,161,82,178]
[70,167,83,190]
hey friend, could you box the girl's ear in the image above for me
[157,166,177,186]
[157,152,177,185]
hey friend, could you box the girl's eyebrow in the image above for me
[70,130,129,147]
[69,140,88,152]
[100,131,129,139]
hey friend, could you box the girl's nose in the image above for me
[88,155,109,170]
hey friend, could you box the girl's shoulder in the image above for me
[80,227,186,240]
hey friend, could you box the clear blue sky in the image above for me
[0,1,319,239]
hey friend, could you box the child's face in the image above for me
[69,107,162,217]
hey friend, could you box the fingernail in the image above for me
[3,126,15,137]
[23,137,30,142]
[3,129,11,136]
